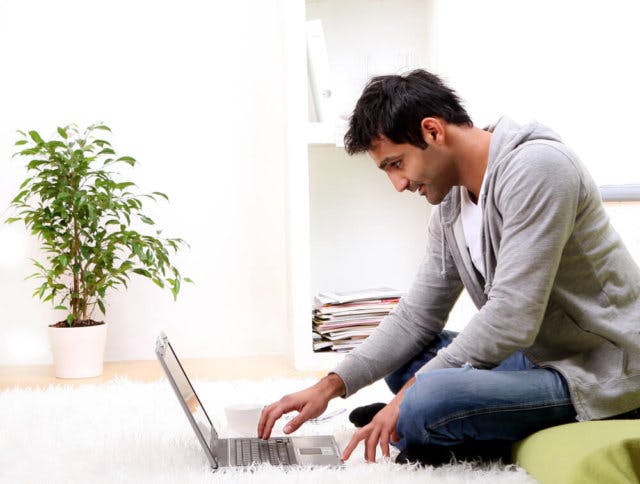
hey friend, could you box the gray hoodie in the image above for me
[332,117,640,421]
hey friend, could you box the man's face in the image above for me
[368,134,457,205]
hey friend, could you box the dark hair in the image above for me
[344,69,473,155]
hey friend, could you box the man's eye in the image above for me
[391,161,401,169]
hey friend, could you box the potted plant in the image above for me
[6,123,190,378]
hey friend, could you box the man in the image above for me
[258,69,640,465]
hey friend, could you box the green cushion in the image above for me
[513,420,640,484]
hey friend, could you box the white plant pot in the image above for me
[48,323,107,379]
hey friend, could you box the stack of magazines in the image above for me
[312,287,403,353]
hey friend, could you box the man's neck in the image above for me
[450,126,492,204]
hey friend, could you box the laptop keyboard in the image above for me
[234,438,294,466]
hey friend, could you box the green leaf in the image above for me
[54,305,67,310]
[132,268,151,278]
[14,139,28,146]
[139,215,154,225]
[184,277,194,284]
[97,299,106,314]
[116,182,135,190]
[29,130,44,144]
[92,125,112,132]
[26,159,46,170]
[4,217,21,224]
[47,140,66,149]
[116,156,136,166]
[11,189,29,204]
[171,278,181,300]
[152,278,164,289]
[151,191,169,201]
[15,147,39,157]
[57,127,68,139]
[66,314,74,325]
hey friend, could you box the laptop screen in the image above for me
[157,336,218,451]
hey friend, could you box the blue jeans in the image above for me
[385,330,577,451]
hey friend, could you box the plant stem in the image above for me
[71,173,80,325]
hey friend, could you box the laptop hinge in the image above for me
[211,435,219,468]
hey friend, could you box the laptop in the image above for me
[155,332,343,470]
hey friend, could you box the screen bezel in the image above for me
[155,333,219,469]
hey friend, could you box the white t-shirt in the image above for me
[460,176,487,279]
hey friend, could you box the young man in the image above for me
[258,69,640,465]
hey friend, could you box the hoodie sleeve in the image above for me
[417,142,582,373]
[331,207,464,397]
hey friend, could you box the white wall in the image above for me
[0,0,292,364]
[427,0,640,185]
[309,146,429,296]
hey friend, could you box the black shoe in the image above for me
[395,444,454,467]
[348,402,386,427]
[395,440,513,467]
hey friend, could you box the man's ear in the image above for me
[420,117,444,145]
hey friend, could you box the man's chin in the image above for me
[424,188,451,205]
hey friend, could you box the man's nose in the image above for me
[387,171,409,192]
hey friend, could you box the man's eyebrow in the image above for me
[378,157,398,170]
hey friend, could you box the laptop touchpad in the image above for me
[298,447,333,455]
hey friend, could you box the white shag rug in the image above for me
[0,377,537,484]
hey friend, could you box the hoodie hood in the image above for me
[486,116,563,179]
[439,117,564,226]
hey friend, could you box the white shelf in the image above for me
[287,0,433,371]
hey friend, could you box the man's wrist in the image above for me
[317,372,346,399]
[393,376,416,403]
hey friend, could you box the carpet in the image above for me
[0,377,536,483]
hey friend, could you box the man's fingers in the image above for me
[379,432,390,458]
[341,429,365,461]
[365,429,380,462]
[257,405,273,437]
[260,406,284,440]
[283,411,309,434]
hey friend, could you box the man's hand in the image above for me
[258,373,346,440]
[340,397,402,462]
[342,375,415,463]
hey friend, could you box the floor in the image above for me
[0,356,325,390]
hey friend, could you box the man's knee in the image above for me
[396,368,473,447]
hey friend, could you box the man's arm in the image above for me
[332,208,464,397]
